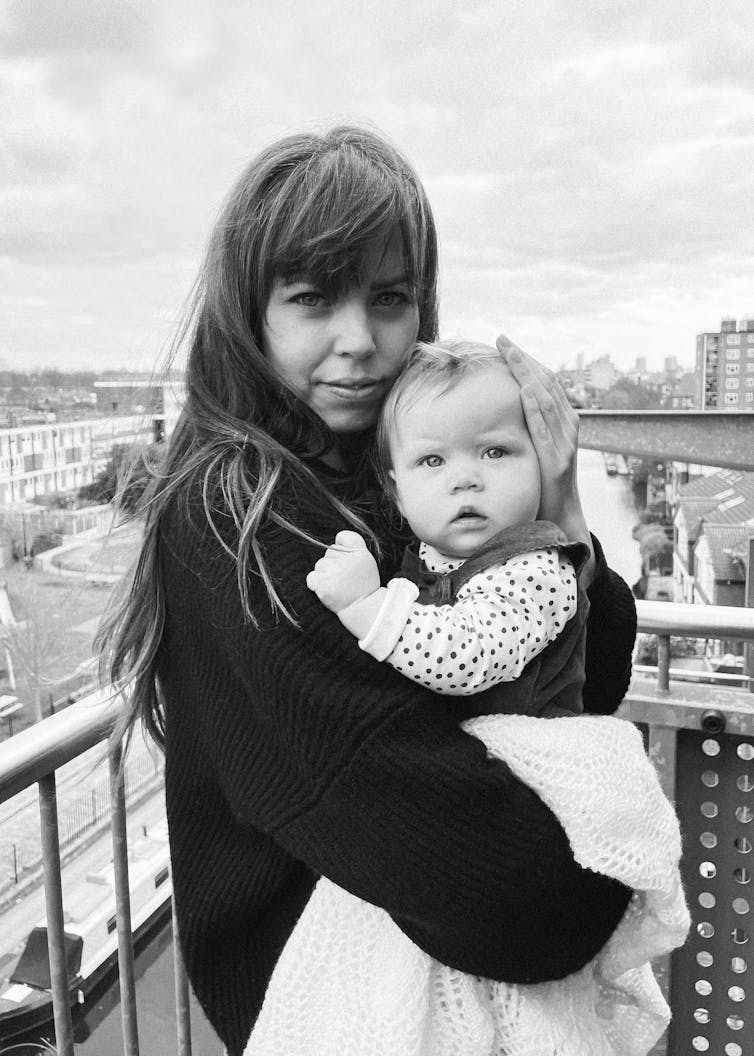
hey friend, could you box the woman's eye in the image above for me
[484,447,507,460]
[293,291,324,307]
[419,454,443,468]
[374,291,406,308]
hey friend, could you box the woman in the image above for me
[99,126,636,1056]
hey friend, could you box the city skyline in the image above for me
[2,1,754,373]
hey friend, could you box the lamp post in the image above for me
[0,694,22,738]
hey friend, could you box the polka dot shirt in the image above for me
[364,544,578,696]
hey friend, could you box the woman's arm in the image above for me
[497,337,637,715]
[583,533,637,713]
[162,502,631,985]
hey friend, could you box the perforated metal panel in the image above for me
[669,728,754,1055]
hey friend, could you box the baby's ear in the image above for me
[387,469,405,516]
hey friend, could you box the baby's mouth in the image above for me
[453,508,485,523]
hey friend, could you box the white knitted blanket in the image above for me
[244,715,690,1056]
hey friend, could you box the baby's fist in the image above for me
[306,531,381,613]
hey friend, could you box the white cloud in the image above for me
[1,0,754,370]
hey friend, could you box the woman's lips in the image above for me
[320,379,383,400]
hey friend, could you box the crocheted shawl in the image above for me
[245,714,689,1056]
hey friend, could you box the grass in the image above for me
[0,525,142,737]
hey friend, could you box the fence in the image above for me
[0,745,162,895]
[1,601,754,1055]
[0,690,191,1056]
[621,599,754,1056]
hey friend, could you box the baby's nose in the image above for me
[450,466,482,492]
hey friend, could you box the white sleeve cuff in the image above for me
[358,578,420,661]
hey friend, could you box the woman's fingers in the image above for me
[497,334,577,449]
[497,334,592,557]
[519,384,554,445]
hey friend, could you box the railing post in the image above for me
[657,634,671,693]
[38,773,75,1056]
[746,536,753,692]
[109,742,140,1056]
[172,895,193,1055]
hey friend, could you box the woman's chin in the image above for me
[324,411,380,435]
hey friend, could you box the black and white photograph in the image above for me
[1,3,753,1055]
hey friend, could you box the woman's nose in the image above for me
[331,302,377,359]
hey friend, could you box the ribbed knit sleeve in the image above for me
[582,533,637,715]
[158,480,636,1054]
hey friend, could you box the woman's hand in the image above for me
[496,335,596,584]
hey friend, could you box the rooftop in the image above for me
[698,523,751,581]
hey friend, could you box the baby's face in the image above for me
[389,362,541,560]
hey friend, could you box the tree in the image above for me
[0,578,71,723]
[637,504,669,526]
[0,510,26,562]
[634,523,673,574]
[0,569,112,731]
[78,442,162,512]
[601,380,663,410]
[635,634,706,666]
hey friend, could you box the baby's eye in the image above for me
[418,454,444,468]
[483,446,508,460]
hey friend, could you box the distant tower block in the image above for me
[695,317,754,411]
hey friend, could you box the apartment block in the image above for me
[583,355,620,393]
[0,375,185,506]
[0,415,160,506]
[696,317,754,410]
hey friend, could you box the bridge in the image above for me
[577,409,754,470]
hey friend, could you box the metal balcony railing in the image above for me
[620,601,754,1056]
[0,600,753,1056]
[0,692,192,1056]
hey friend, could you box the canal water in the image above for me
[576,448,644,588]
[72,920,224,1056]
[31,449,646,1055]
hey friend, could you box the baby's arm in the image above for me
[305,530,417,639]
[370,548,577,694]
[307,532,578,695]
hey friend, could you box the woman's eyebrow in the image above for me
[371,274,409,290]
[276,272,314,287]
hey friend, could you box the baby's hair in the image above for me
[375,339,506,494]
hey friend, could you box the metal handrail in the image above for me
[0,688,120,802]
[1,604,749,799]
[635,600,754,694]
[0,692,192,1056]
[636,599,754,640]
[2,600,754,1055]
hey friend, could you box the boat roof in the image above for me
[34,825,170,932]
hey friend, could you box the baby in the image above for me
[306,338,589,718]
[244,342,689,1056]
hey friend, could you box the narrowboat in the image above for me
[0,823,172,1045]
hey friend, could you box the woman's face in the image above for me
[262,236,420,433]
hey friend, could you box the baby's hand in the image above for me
[306,531,381,613]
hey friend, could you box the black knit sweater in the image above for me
[157,463,637,1056]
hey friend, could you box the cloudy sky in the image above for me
[2,0,754,374]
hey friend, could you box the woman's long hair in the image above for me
[96,125,439,752]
